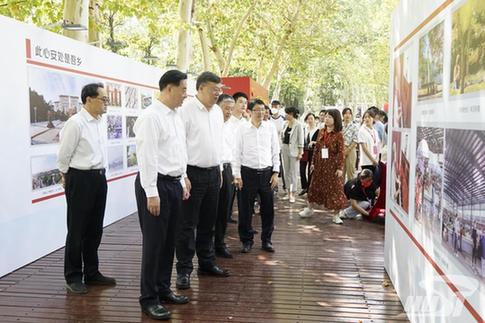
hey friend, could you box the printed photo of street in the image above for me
[28,66,99,145]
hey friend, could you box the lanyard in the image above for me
[322,129,331,147]
[365,126,376,144]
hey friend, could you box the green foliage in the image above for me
[1,0,398,107]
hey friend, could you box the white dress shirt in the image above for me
[228,115,248,129]
[221,120,235,163]
[232,120,280,178]
[134,99,187,197]
[57,108,106,174]
[179,96,224,168]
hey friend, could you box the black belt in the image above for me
[187,165,219,171]
[241,166,272,174]
[158,173,181,182]
[69,167,105,175]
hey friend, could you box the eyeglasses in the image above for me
[95,96,110,104]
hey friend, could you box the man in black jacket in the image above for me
[341,169,378,220]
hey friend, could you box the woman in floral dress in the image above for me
[299,109,348,224]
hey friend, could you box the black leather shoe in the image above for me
[215,247,233,258]
[85,273,116,286]
[176,274,190,290]
[228,218,237,224]
[262,242,275,252]
[160,291,189,304]
[197,265,230,277]
[241,242,253,253]
[141,304,171,320]
[66,281,88,294]
[249,228,258,234]
[298,189,307,196]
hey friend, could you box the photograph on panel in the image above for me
[107,115,122,140]
[418,21,444,101]
[126,144,137,168]
[31,154,62,192]
[107,145,124,174]
[106,82,122,107]
[415,127,444,236]
[124,86,139,109]
[140,90,153,109]
[126,116,137,138]
[450,0,485,96]
[390,131,411,215]
[442,128,485,278]
[28,66,98,145]
[393,50,413,128]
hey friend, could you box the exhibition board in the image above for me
[0,15,162,278]
[386,0,485,322]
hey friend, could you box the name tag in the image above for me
[321,148,329,159]
[373,145,378,155]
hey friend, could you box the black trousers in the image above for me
[64,168,107,284]
[239,166,274,244]
[135,173,182,307]
[215,164,234,249]
[299,159,308,190]
[176,165,221,275]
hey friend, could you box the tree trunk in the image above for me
[88,0,100,46]
[176,0,194,72]
[262,0,303,89]
[63,0,89,42]
[206,20,226,74]
[197,24,211,71]
[221,0,256,76]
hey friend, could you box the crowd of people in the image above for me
[56,70,389,321]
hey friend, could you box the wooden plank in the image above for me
[0,197,408,322]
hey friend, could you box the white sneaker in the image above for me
[355,214,363,221]
[332,215,343,224]
[338,210,347,219]
[281,195,290,201]
[289,196,296,203]
[299,207,314,218]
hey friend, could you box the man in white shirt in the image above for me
[214,94,236,259]
[233,99,280,253]
[176,72,229,290]
[227,92,249,224]
[134,70,190,320]
[57,83,115,294]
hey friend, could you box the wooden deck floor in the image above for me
[0,196,409,322]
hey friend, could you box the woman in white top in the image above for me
[358,109,380,175]
[280,107,304,203]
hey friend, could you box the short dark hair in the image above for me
[233,92,248,101]
[342,107,353,116]
[217,94,234,104]
[377,110,388,123]
[81,83,104,104]
[249,99,265,111]
[319,109,327,114]
[159,69,187,91]
[271,100,281,106]
[325,108,343,132]
[359,169,373,180]
[196,71,221,90]
[368,106,379,113]
[304,113,316,122]
[285,106,300,118]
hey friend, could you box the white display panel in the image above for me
[386,0,485,322]
[0,15,161,277]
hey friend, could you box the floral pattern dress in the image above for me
[307,128,347,210]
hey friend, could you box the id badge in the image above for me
[373,145,378,155]
[321,148,329,159]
